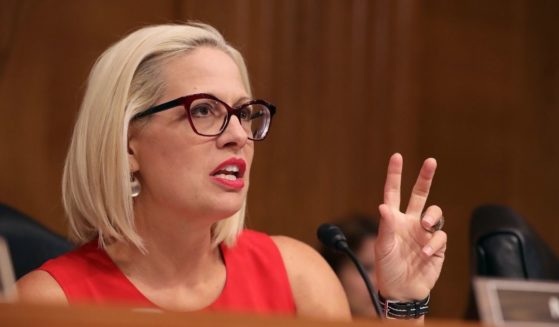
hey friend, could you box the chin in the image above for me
[206,198,245,221]
[218,203,244,218]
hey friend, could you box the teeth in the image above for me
[215,173,238,181]
[222,165,239,173]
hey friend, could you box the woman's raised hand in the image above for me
[374,153,447,301]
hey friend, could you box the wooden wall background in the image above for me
[1,0,558,319]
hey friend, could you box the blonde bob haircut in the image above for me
[62,23,251,251]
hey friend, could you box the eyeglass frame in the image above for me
[131,93,276,141]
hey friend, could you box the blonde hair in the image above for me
[62,23,251,250]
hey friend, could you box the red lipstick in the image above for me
[210,158,247,190]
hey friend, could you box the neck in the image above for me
[106,201,223,286]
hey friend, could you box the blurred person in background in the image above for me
[320,214,379,317]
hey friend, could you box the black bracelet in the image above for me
[378,292,430,319]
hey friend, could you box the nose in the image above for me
[216,115,249,149]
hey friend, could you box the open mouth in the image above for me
[210,158,246,181]
[212,165,243,180]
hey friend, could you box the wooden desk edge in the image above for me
[0,302,482,327]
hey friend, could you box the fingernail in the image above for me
[423,215,435,227]
[422,245,433,256]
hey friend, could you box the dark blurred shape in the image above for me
[317,224,349,251]
[319,214,378,274]
[0,204,74,279]
[465,204,559,319]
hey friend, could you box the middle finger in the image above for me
[406,158,437,216]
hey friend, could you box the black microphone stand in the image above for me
[337,241,383,318]
[317,224,383,318]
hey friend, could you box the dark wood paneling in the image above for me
[1,0,558,318]
[0,0,178,233]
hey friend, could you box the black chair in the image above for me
[465,204,559,319]
[0,204,74,279]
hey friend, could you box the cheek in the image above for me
[137,133,208,188]
[244,145,255,177]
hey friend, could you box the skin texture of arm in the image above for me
[272,235,352,321]
[16,270,68,305]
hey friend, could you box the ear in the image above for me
[128,129,140,173]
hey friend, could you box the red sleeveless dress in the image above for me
[38,229,296,315]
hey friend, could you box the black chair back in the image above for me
[470,205,559,279]
[0,204,74,279]
[465,204,559,319]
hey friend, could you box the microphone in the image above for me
[317,224,383,318]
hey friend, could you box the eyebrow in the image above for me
[231,96,254,107]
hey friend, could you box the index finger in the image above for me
[405,157,437,216]
[383,153,403,209]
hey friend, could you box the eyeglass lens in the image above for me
[188,98,270,140]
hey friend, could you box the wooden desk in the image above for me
[0,303,481,327]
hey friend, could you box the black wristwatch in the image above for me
[378,292,430,319]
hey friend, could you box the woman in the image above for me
[320,215,379,317]
[17,23,447,321]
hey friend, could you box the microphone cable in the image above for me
[317,223,383,318]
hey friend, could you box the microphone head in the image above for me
[317,224,349,251]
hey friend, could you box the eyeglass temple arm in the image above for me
[132,98,184,120]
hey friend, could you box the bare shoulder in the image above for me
[16,270,67,305]
[271,235,351,321]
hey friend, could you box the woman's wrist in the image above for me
[378,287,430,302]
[378,292,430,320]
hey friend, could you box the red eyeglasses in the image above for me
[132,93,276,141]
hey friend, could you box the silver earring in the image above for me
[131,174,141,197]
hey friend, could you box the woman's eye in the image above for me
[190,104,213,117]
[238,108,251,120]
[250,111,264,120]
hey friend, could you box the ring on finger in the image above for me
[421,214,444,233]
